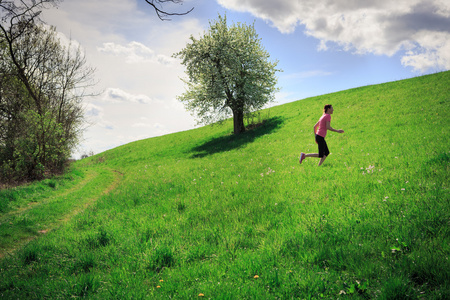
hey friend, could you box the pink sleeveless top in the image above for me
[316,114,331,137]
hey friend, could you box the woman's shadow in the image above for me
[190,116,284,158]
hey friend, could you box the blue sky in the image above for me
[41,0,450,158]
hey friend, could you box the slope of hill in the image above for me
[1,71,449,299]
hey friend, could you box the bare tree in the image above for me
[1,1,95,181]
[1,0,60,115]
[144,0,193,20]
[1,23,95,181]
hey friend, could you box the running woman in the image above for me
[299,104,344,166]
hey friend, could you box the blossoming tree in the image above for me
[174,14,281,134]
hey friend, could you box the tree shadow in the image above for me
[190,116,284,158]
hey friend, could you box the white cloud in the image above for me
[99,88,157,104]
[79,87,195,156]
[285,70,333,79]
[132,123,152,128]
[401,30,450,72]
[84,103,102,117]
[132,122,167,131]
[274,91,295,106]
[84,102,114,130]
[217,0,450,72]
[98,41,176,65]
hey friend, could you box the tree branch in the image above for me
[143,0,193,20]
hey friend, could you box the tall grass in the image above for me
[0,71,449,299]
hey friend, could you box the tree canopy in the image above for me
[174,14,281,134]
[1,1,95,182]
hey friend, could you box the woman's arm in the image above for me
[313,121,319,134]
[326,121,344,133]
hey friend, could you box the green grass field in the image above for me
[1,71,449,299]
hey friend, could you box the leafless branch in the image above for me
[143,0,193,20]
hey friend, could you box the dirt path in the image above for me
[0,169,123,260]
[0,170,97,224]
[57,169,123,225]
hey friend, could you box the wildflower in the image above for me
[159,280,164,282]
[254,275,259,279]
[157,285,161,288]
[198,293,205,297]
[266,167,275,175]
[366,165,375,173]
[401,188,405,191]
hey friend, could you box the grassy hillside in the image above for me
[1,71,449,299]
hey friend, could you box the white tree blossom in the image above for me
[174,14,280,134]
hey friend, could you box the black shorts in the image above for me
[315,134,330,158]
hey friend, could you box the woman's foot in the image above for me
[299,152,306,164]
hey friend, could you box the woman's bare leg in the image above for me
[300,153,327,166]
[318,155,327,166]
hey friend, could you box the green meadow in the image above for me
[0,71,449,299]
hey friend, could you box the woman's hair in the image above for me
[324,104,332,113]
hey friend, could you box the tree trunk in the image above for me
[232,108,245,135]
